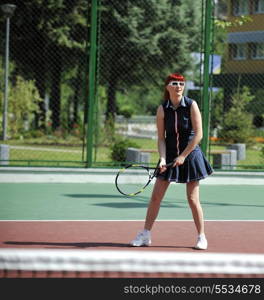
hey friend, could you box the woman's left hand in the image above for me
[173,155,185,167]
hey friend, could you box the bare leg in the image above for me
[144,178,170,230]
[186,181,205,235]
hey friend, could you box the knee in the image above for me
[187,195,199,208]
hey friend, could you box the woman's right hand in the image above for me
[159,158,167,173]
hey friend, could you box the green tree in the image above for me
[0,58,43,138]
[210,89,224,134]
[8,76,42,137]
[99,0,202,122]
[261,146,264,162]
[218,86,254,143]
[1,0,202,134]
[1,0,88,130]
[246,89,264,128]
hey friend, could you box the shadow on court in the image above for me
[93,202,186,209]
[63,193,125,199]
[4,241,194,250]
[201,201,264,208]
[91,200,264,209]
[64,193,188,208]
[4,241,130,248]
[64,193,264,208]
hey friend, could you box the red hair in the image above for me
[163,73,186,100]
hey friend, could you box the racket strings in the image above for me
[116,166,152,196]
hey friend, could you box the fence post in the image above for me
[86,0,98,167]
[0,144,9,165]
[201,0,214,157]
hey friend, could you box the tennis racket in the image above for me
[115,161,174,196]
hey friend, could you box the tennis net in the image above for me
[1,248,264,278]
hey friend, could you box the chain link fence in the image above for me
[1,0,264,170]
[0,0,89,167]
[92,0,204,167]
[210,0,264,170]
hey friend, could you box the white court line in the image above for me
[0,219,263,222]
[0,174,264,184]
[0,168,264,184]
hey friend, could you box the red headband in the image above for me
[163,73,185,100]
[165,73,186,85]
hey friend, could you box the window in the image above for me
[230,44,247,60]
[253,0,264,13]
[251,43,264,59]
[233,0,249,15]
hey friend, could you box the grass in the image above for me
[1,139,85,167]
[10,148,83,161]
[208,144,264,170]
[1,136,263,170]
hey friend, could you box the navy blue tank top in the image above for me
[162,96,198,163]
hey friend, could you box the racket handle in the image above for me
[163,161,174,168]
[158,159,176,168]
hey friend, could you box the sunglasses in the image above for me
[168,81,185,87]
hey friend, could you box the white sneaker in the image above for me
[130,230,151,247]
[195,234,208,250]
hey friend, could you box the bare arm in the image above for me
[156,105,167,171]
[174,101,203,166]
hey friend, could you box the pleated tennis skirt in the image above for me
[157,148,213,183]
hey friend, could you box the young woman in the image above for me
[130,73,213,250]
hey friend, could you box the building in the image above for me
[226,0,264,73]
[213,0,264,110]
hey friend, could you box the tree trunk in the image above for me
[32,35,47,130]
[72,63,82,127]
[105,76,117,123]
[50,49,62,130]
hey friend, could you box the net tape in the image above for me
[1,249,264,275]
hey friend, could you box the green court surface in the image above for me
[0,182,263,220]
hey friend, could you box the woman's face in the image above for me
[166,81,185,98]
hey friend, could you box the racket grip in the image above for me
[160,161,174,168]
[165,162,174,167]
[159,160,175,168]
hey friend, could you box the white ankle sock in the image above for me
[198,233,206,239]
